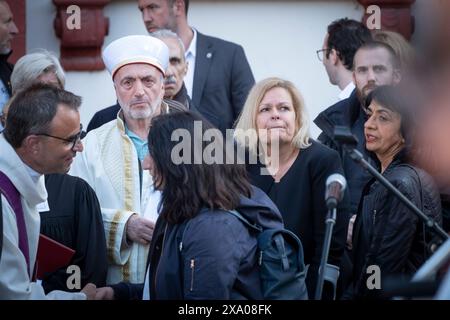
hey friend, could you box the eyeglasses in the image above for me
[316,48,330,62]
[35,124,85,151]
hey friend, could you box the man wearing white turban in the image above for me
[70,35,184,284]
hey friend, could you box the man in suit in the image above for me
[0,0,18,132]
[137,0,255,133]
[314,18,372,214]
[318,18,371,101]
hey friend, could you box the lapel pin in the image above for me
[206,52,212,59]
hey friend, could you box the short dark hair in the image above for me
[365,85,415,147]
[354,41,401,71]
[147,111,251,224]
[3,84,82,148]
[327,18,372,70]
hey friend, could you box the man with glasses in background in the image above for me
[314,18,372,213]
[313,18,371,299]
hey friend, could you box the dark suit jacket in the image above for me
[192,32,255,133]
[0,52,13,96]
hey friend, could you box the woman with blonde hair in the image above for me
[234,77,349,299]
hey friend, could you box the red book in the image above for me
[35,234,75,280]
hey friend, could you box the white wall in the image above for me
[27,0,364,137]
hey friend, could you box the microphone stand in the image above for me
[315,206,337,300]
[334,126,449,299]
[342,145,448,241]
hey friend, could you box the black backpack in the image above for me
[228,210,308,300]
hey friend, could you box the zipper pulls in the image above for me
[373,209,377,225]
[190,259,195,291]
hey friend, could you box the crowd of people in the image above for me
[0,0,449,300]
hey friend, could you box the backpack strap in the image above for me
[227,210,262,233]
[228,210,291,269]
[0,171,31,277]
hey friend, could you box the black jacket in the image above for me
[112,186,284,300]
[247,140,349,299]
[40,174,107,292]
[0,52,13,96]
[192,32,254,133]
[351,151,442,299]
[314,89,374,215]
[86,84,193,132]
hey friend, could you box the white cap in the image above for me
[102,35,169,78]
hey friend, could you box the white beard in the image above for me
[122,96,162,120]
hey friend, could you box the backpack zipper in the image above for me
[190,259,195,291]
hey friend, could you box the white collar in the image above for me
[22,161,42,185]
[185,27,197,59]
[338,82,355,101]
[0,134,47,206]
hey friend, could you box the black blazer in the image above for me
[0,52,13,96]
[192,32,255,133]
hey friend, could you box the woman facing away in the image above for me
[96,111,287,300]
[350,85,442,299]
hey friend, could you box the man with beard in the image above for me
[70,35,184,285]
[314,41,401,249]
[87,29,192,132]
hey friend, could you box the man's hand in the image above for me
[126,215,155,245]
[95,287,115,300]
[81,283,97,300]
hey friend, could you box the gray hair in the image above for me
[150,29,186,55]
[11,50,66,94]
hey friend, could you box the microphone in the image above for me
[325,173,347,209]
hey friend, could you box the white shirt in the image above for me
[184,28,197,99]
[338,82,355,101]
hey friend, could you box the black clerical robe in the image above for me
[39,174,107,293]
